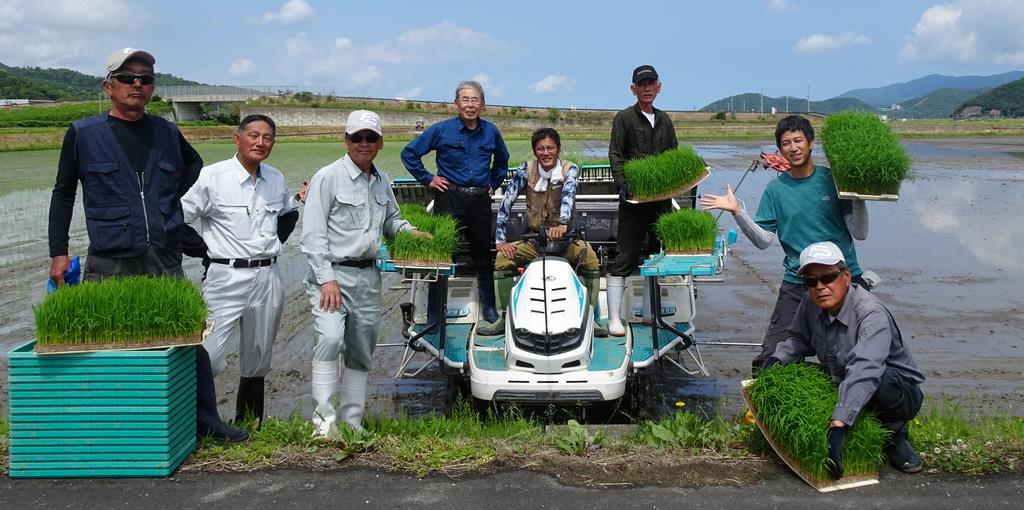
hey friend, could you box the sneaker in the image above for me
[476,315,505,336]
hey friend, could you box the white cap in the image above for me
[345,110,383,136]
[797,241,845,275]
[105,47,155,74]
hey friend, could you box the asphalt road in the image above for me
[2,469,1021,509]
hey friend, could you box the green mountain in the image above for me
[893,88,989,119]
[954,77,1024,117]
[700,93,874,114]
[839,71,1024,106]
[0,62,202,101]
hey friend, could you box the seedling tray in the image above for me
[7,341,197,478]
[741,379,878,492]
[34,335,202,354]
[627,166,711,204]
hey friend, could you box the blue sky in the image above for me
[3,0,1024,109]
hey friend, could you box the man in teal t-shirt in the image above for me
[700,115,870,374]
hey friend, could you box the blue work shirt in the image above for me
[401,117,509,190]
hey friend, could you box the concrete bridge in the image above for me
[155,85,292,121]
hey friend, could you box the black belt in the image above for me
[332,259,376,269]
[210,257,276,268]
[452,185,489,196]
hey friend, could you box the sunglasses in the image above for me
[348,132,380,143]
[802,270,844,288]
[110,72,156,85]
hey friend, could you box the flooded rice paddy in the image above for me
[1,138,1021,422]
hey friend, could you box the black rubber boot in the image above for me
[195,346,248,442]
[235,376,265,426]
[884,422,922,474]
[477,274,499,324]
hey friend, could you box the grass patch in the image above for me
[33,276,206,347]
[747,363,890,481]
[655,209,718,254]
[552,420,606,455]
[633,411,745,451]
[821,112,912,196]
[911,400,1024,474]
[387,203,461,263]
[623,146,707,200]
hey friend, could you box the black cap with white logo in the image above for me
[632,65,659,84]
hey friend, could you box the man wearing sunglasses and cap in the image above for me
[763,241,925,480]
[302,110,430,436]
[606,65,679,337]
[47,47,247,441]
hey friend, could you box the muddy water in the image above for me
[2,138,1022,422]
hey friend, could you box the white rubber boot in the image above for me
[339,368,369,431]
[606,276,626,337]
[642,279,653,325]
[311,361,338,438]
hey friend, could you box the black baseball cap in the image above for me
[632,65,659,84]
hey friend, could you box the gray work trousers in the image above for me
[202,262,283,378]
[305,264,382,371]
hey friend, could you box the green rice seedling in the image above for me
[655,209,718,254]
[821,112,912,197]
[747,363,890,481]
[623,146,708,200]
[387,203,461,263]
[33,276,207,348]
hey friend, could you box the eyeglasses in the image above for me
[802,270,844,288]
[110,72,156,85]
[535,145,558,154]
[348,132,380,143]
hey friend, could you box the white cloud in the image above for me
[766,0,791,13]
[397,87,423,98]
[229,58,255,78]
[796,31,871,53]
[251,0,314,26]
[900,1,1024,64]
[528,75,576,94]
[0,0,141,67]
[471,73,504,99]
[274,22,504,93]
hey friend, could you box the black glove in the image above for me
[826,426,846,480]
[618,183,631,201]
[762,356,782,371]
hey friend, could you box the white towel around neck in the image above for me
[533,159,564,192]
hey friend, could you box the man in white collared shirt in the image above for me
[301,109,428,436]
[181,114,299,426]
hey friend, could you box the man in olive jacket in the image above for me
[606,64,679,336]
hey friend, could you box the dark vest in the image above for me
[524,160,576,233]
[73,113,186,258]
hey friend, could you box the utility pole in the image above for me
[760,89,764,114]
[742,99,746,112]
[806,85,811,113]
[785,95,789,113]
[730,95,734,112]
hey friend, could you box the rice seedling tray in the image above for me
[640,233,728,277]
[626,166,710,204]
[7,341,197,478]
[34,335,202,354]
[821,112,911,201]
[741,379,879,492]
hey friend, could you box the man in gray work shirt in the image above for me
[300,110,428,437]
[764,241,925,479]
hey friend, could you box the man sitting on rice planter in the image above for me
[477,128,607,337]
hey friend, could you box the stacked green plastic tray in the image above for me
[7,341,196,478]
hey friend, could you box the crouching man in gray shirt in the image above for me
[764,241,925,479]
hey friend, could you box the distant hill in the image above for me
[838,72,1024,107]
[954,77,1024,117]
[0,62,202,101]
[700,93,874,114]
[893,88,990,119]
